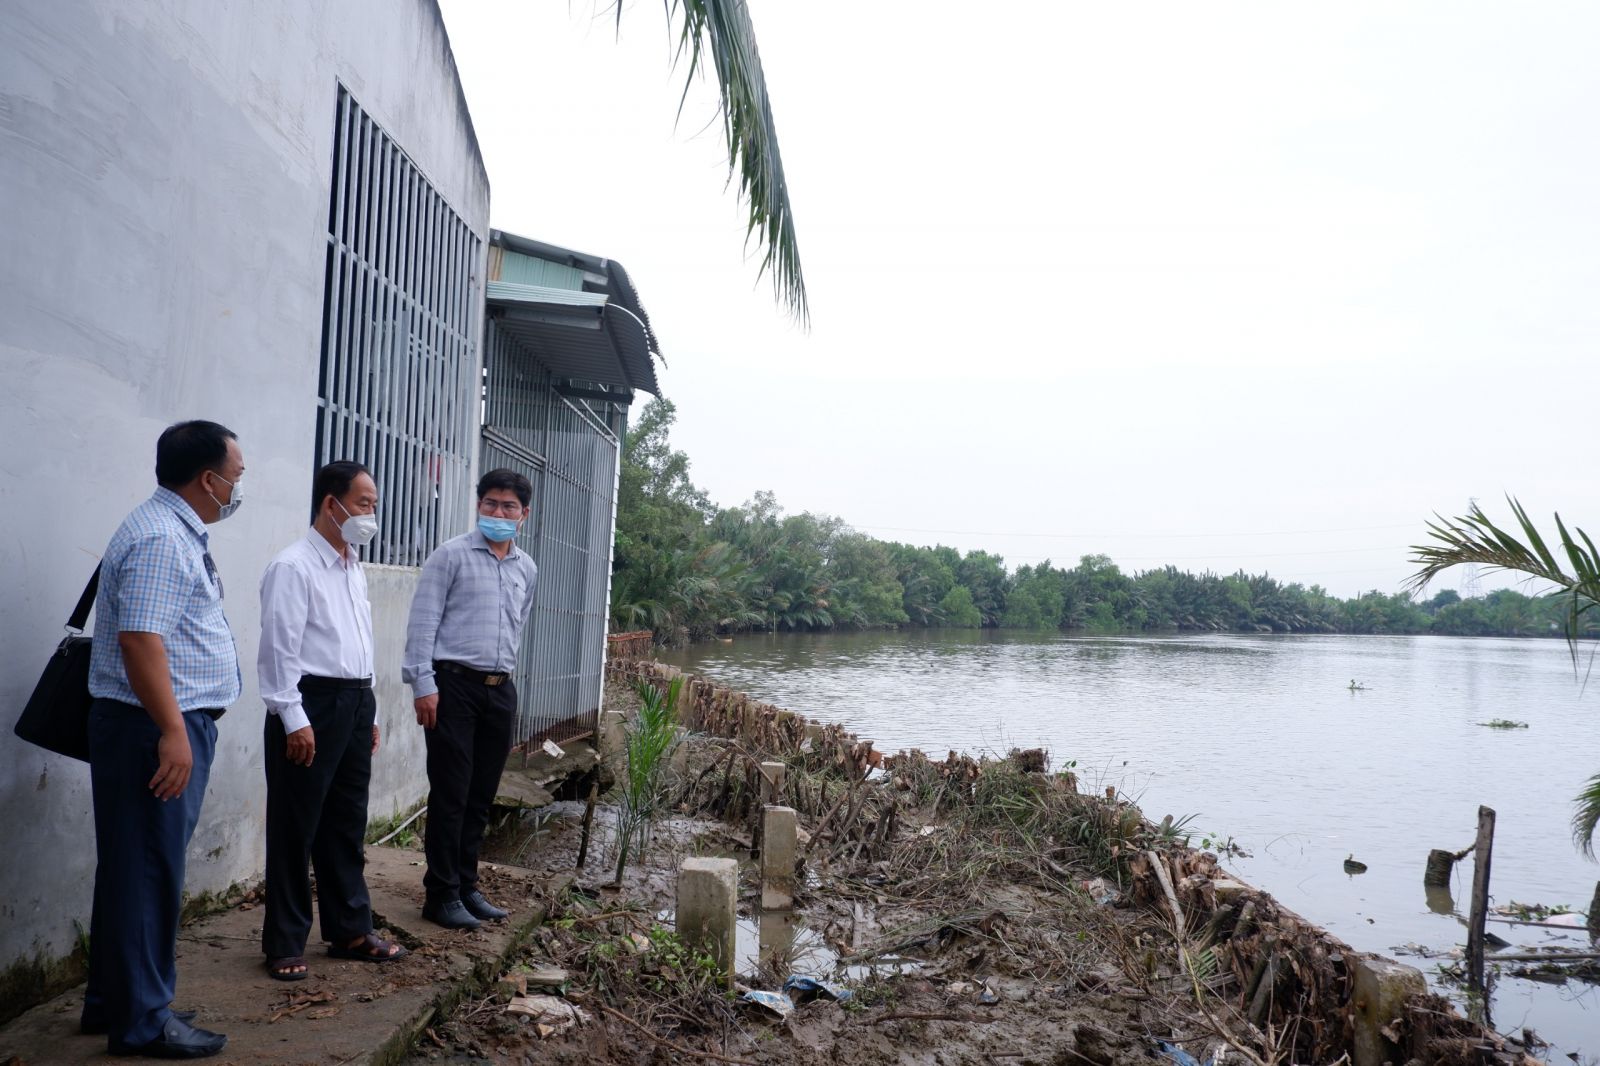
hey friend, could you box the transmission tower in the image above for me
[1461,497,1483,599]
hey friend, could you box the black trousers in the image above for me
[261,684,375,959]
[423,671,515,903]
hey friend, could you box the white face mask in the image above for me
[207,472,243,521]
[334,498,379,548]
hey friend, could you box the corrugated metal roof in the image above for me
[498,251,586,290]
[489,229,665,364]
[486,280,606,308]
[487,282,659,396]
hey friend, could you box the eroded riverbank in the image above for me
[406,663,1534,1066]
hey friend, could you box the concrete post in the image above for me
[803,721,823,747]
[677,857,738,989]
[1350,957,1425,1066]
[760,761,786,805]
[667,727,690,780]
[598,709,627,783]
[761,805,797,910]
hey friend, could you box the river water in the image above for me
[661,630,1600,1054]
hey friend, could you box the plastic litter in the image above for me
[505,994,589,1034]
[739,989,795,1019]
[1155,1040,1212,1066]
[782,974,852,1004]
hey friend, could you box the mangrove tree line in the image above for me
[611,400,1588,645]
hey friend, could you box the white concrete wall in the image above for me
[0,0,488,973]
[366,566,430,822]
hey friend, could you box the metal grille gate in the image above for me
[314,87,481,565]
[482,319,623,746]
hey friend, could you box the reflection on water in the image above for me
[1425,885,1458,916]
[662,630,1600,1054]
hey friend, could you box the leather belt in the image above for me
[298,675,374,692]
[434,660,510,686]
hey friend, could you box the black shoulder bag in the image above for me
[13,566,101,762]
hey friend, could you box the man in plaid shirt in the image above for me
[83,420,244,1059]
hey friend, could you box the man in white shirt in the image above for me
[257,461,406,981]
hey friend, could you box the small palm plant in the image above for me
[1407,497,1600,853]
[614,676,685,884]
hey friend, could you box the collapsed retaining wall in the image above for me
[609,657,1534,1066]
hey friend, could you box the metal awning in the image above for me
[489,230,665,363]
[486,279,660,396]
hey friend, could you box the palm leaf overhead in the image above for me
[656,0,808,325]
[1407,497,1600,658]
[1406,496,1600,854]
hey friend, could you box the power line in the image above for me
[854,521,1421,541]
[1002,545,1409,564]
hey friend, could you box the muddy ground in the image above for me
[402,690,1230,1065]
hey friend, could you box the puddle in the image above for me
[654,905,924,983]
[734,910,835,978]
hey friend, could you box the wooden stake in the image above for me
[575,773,600,869]
[1465,806,1496,991]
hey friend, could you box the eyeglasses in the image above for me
[479,499,526,517]
[203,551,225,600]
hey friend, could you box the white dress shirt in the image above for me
[258,528,375,734]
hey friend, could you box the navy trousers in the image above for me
[83,699,217,1049]
[422,672,515,904]
[261,686,376,960]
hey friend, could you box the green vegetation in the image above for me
[612,676,684,885]
[611,400,1597,645]
[1477,719,1529,730]
[1407,497,1600,853]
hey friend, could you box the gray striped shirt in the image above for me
[402,530,538,699]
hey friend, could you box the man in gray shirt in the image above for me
[402,469,538,929]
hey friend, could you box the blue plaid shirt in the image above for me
[402,530,538,699]
[89,488,242,712]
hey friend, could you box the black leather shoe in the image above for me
[422,898,481,930]
[82,1008,196,1036]
[461,890,508,922]
[108,1014,226,1058]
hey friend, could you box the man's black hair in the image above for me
[311,460,371,523]
[477,468,533,509]
[155,420,238,488]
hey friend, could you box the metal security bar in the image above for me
[481,319,623,746]
[315,87,482,565]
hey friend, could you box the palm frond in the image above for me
[1407,496,1600,660]
[660,0,807,324]
[1573,772,1600,858]
[1408,497,1600,855]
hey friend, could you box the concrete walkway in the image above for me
[0,847,555,1066]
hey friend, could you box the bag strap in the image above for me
[67,565,101,633]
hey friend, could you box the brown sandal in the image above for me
[328,932,407,962]
[267,956,308,982]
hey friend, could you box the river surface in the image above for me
[661,630,1600,1054]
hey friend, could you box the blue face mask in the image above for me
[478,516,519,543]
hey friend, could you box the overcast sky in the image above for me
[437,1,1598,599]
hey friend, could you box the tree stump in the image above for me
[1424,848,1456,888]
